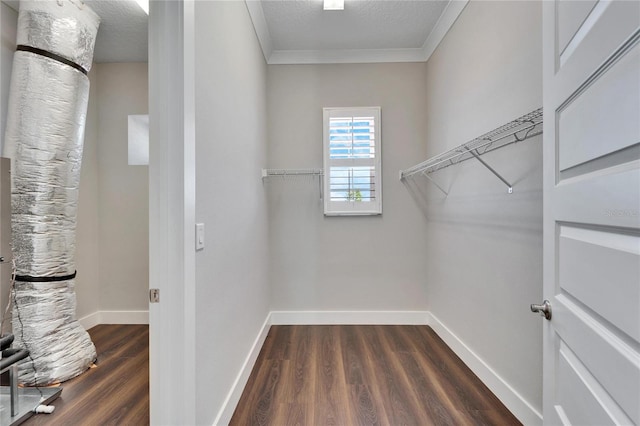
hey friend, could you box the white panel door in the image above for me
[542,1,640,425]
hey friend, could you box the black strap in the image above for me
[16,45,88,76]
[14,271,77,283]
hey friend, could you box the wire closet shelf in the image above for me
[399,108,543,193]
[261,168,323,178]
[262,168,324,199]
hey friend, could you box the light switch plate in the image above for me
[196,223,205,250]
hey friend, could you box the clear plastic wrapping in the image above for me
[7,52,88,278]
[11,279,96,384]
[2,0,100,385]
[16,0,99,72]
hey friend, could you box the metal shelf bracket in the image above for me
[466,148,513,193]
[422,171,448,196]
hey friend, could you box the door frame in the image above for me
[148,1,197,423]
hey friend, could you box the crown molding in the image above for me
[245,0,273,63]
[245,0,468,65]
[269,47,427,65]
[420,0,469,61]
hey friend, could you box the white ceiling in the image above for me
[4,0,468,65]
[248,0,468,64]
[263,0,448,50]
[85,0,148,63]
[3,0,148,63]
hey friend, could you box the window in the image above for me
[323,107,382,215]
[128,114,149,165]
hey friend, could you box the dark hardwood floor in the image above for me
[13,324,518,425]
[230,325,521,426]
[22,324,149,426]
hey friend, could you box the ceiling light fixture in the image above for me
[323,0,344,11]
[134,0,149,14]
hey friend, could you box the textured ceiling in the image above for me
[261,0,448,51]
[3,0,148,63]
[85,0,148,63]
[4,0,462,65]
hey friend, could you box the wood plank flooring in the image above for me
[21,324,149,426]
[230,325,521,426]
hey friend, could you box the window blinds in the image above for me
[323,107,382,215]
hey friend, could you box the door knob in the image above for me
[530,300,552,320]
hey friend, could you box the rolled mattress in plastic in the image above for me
[2,0,100,385]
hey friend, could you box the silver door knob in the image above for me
[530,300,552,320]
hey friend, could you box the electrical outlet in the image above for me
[149,288,160,303]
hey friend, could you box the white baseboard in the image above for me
[78,310,149,330]
[213,313,272,426]
[78,311,102,330]
[426,312,542,425]
[270,310,430,325]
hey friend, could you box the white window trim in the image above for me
[323,106,382,216]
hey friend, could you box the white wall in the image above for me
[75,66,100,320]
[267,62,429,312]
[423,0,543,420]
[95,62,149,314]
[193,2,270,424]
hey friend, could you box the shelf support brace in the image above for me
[422,171,449,196]
[466,148,513,193]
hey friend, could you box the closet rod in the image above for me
[261,168,324,199]
[261,168,323,178]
